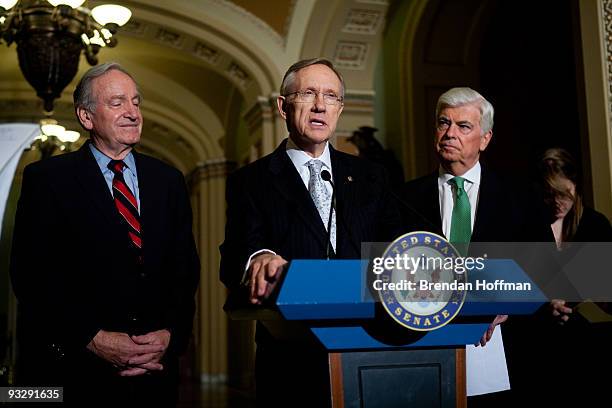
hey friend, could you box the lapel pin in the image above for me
[347,176,353,182]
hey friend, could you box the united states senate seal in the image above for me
[377,231,467,331]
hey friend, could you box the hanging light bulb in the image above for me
[91,4,132,27]
[0,0,18,11]
[61,130,81,143]
[41,123,66,138]
[47,1,86,8]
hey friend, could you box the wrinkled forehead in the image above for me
[437,102,482,121]
[92,70,138,92]
[293,64,343,92]
[93,70,140,97]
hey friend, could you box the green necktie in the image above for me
[449,176,471,255]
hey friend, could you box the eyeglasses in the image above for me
[283,89,343,106]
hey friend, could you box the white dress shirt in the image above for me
[244,139,334,274]
[437,162,510,397]
[285,137,333,198]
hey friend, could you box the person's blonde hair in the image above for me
[541,148,583,241]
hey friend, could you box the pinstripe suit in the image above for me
[220,138,399,406]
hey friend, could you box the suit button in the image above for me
[139,272,146,278]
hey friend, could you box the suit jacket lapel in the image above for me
[330,146,359,256]
[269,140,329,249]
[73,142,126,243]
[425,172,444,236]
[132,150,160,263]
[472,167,496,242]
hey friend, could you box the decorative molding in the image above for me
[121,18,147,36]
[227,62,251,89]
[187,158,236,185]
[333,41,369,70]
[243,96,276,134]
[192,42,221,65]
[117,19,254,94]
[344,88,376,99]
[154,28,185,49]
[342,89,376,114]
[603,0,612,119]
[211,0,285,47]
[342,9,383,35]
[145,121,200,164]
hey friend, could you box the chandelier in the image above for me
[0,0,131,113]
[31,118,81,158]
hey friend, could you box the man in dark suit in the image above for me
[220,58,398,407]
[10,63,200,406]
[399,87,552,405]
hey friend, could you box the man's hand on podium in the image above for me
[476,314,508,346]
[248,253,288,305]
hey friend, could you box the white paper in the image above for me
[0,124,40,240]
[466,327,510,396]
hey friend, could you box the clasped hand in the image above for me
[87,329,171,376]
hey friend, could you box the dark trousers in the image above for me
[255,342,331,408]
[16,345,179,407]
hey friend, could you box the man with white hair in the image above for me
[399,87,552,405]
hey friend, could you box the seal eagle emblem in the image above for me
[377,231,467,331]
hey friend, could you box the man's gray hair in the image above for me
[280,58,345,99]
[436,87,494,134]
[73,62,138,112]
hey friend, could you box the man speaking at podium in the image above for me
[220,58,399,406]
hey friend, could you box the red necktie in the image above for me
[108,160,142,249]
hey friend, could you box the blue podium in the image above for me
[226,259,546,407]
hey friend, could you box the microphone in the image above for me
[320,169,332,184]
[320,169,335,260]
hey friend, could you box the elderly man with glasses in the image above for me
[220,58,400,407]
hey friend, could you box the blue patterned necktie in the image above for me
[307,159,336,251]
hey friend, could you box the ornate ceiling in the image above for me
[0,0,391,173]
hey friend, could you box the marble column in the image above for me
[188,159,235,383]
